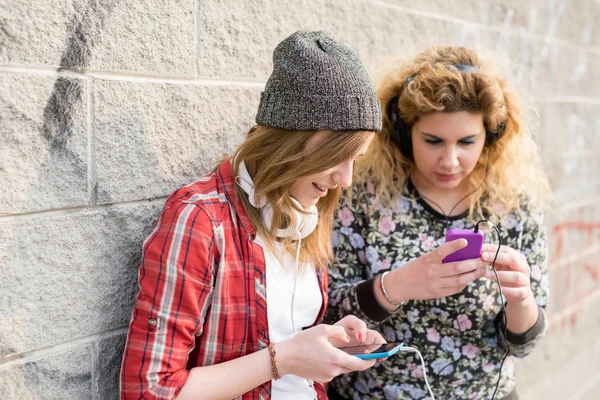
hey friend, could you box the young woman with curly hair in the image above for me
[325,46,550,400]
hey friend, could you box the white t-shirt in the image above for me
[254,235,322,400]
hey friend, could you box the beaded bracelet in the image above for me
[268,343,281,380]
[380,271,404,307]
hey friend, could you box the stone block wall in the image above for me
[2,1,599,398]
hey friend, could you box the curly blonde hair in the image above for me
[356,46,550,219]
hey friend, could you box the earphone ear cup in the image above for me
[236,160,267,208]
[295,203,318,239]
[484,121,506,146]
[388,97,414,160]
[261,200,318,239]
[236,159,318,239]
[396,117,413,160]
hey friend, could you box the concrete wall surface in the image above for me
[1,0,599,399]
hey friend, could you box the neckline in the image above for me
[406,179,469,222]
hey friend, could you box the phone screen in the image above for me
[338,342,403,355]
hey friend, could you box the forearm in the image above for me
[504,292,539,334]
[176,349,273,400]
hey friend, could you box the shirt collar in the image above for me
[215,158,257,238]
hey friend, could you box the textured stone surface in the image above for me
[516,294,600,399]
[476,30,557,97]
[2,1,600,399]
[540,103,600,203]
[196,0,482,80]
[196,0,350,80]
[554,47,600,98]
[0,202,161,357]
[95,333,127,400]
[93,80,260,203]
[0,346,92,400]
[0,0,195,75]
[0,74,88,215]
[388,0,482,22]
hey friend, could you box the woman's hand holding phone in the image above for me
[480,243,534,303]
[329,315,386,348]
[382,239,488,305]
[275,317,383,383]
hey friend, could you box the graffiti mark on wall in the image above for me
[41,1,118,204]
[548,217,600,331]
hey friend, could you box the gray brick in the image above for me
[93,80,259,203]
[0,202,161,357]
[0,74,88,215]
[540,103,600,203]
[486,0,599,47]
[196,0,479,80]
[95,333,127,400]
[554,0,599,46]
[474,29,558,97]
[0,346,92,400]
[554,48,600,98]
[196,0,349,80]
[515,295,600,399]
[1,0,195,76]
[546,203,600,262]
[340,2,466,69]
[388,0,481,22]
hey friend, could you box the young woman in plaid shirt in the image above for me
[120,31,386,400]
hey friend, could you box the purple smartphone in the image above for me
[442,229,484,263]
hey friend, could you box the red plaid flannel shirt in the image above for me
[120,159,329,400]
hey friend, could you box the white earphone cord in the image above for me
[401,346,436,400]
[290,230,301,333]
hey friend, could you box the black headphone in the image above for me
[388,64,506,160]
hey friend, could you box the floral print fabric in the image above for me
[325,183,549,400]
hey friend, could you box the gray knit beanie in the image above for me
[255,30,382,132]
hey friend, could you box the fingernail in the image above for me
[358,332,365,342]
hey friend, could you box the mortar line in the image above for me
[369,0,600,55]
[549,244,600,270]
[542,96,600,104]
[0,197,168,221]
[0,65,266,87]
[0,327,128,370]
[549,288,600,326]
[556,195,600,212]
[194,0,200,78]
[87,79,98,206]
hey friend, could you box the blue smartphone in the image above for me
[339,342,404,360]
[442,229,484,263]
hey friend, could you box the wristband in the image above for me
[380,271,404,307]
[268,343,281,380]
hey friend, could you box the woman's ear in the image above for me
[247,125,259,137]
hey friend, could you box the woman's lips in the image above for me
[436,173,459,181]
[313,182,328,197]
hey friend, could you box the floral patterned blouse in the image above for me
[324,181,549,400]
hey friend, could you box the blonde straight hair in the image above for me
[231,125,373,269]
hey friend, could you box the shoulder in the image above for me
[162,172,232,227]
[492,195,544,229]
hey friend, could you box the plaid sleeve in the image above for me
[120,201,217,399]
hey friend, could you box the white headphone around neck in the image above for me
[235,160,318,239]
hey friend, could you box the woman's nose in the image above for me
[332,162,353,189]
